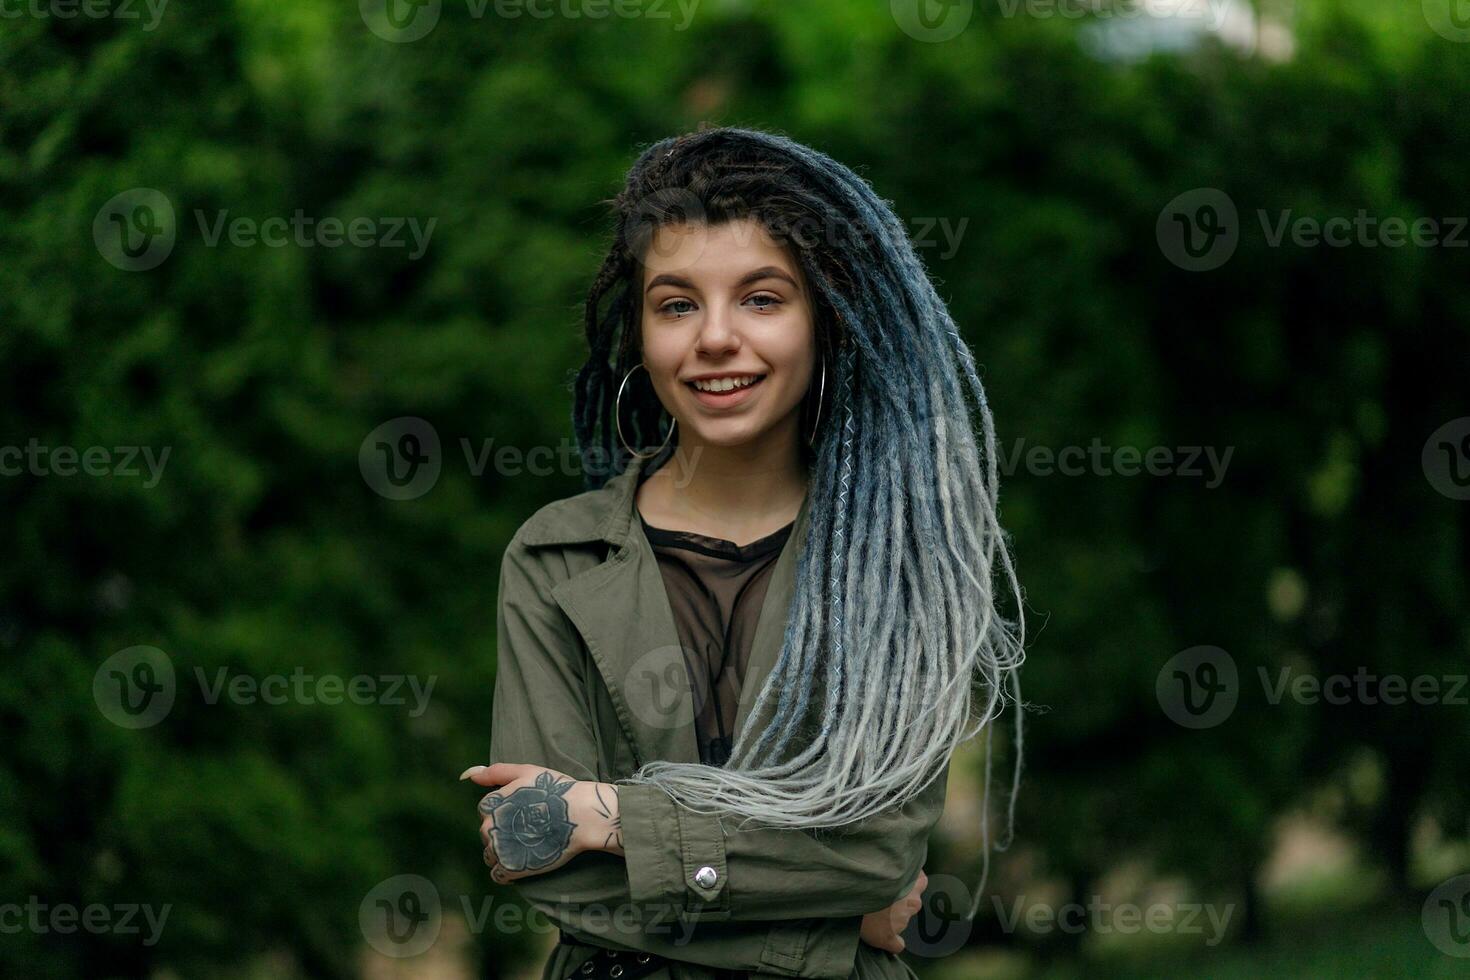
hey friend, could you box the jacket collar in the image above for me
[515,458,647,550]
[536,453,811,768]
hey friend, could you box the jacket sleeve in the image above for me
[489,536,865,979]
[617,761,948,923]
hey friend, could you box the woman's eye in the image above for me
[659,295,781,316]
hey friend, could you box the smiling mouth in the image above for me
[686,374,766,395]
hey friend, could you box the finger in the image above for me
[490,862,530,884]
[477,791,504,816]
[461,763,531,787]
[482,844,499,869]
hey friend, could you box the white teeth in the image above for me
[692,375,760,393]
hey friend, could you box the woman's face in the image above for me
[638,218,817,453]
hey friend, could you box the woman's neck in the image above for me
[637,428,808,546]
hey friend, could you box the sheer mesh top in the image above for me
[639,514,795,767]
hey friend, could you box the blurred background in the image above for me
[3,0,1468,976]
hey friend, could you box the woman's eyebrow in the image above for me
[645,266,801,294]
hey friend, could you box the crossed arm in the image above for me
[470,542,945,976]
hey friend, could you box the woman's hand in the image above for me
[461,763,623,884]
[859,870,927,955]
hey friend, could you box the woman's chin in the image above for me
[678,420,773,452]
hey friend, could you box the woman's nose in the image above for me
[694,306,741,356]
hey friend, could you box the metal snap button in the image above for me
[580,963,594,975]
[610,967,624,978]
[636,953,652,964]
[694,865,718,888]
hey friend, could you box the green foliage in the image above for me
[1,0,1465,975]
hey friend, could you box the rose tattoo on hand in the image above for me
[462,763,625,883]
[479,771,576,872]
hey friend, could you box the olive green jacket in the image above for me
[489,454,949,980]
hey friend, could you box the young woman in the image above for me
[463,127,1024,980]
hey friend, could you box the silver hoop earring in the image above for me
[808,357,826,446]
[615,363,676,460]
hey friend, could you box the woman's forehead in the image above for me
[641,219,802,288]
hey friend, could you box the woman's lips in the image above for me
[686,375,766,409]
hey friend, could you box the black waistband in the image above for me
[556,931,748,980]
[556,932,666,980]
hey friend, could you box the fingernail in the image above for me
[459,766,486,781]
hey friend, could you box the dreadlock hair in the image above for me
[571,126,1025,913]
